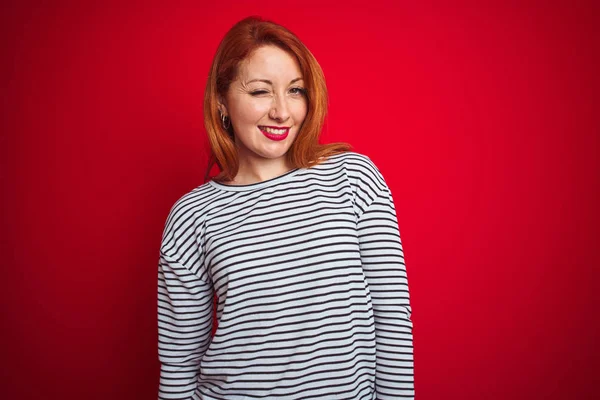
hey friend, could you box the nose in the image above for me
[269,94,291,123]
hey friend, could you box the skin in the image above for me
[218,45,308,185]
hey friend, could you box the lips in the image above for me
[258,126,290,135]
[258,126,289,141]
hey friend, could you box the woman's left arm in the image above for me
[357,183,414,399]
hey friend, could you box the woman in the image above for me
[158,16,414,400]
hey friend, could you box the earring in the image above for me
[220,112,231,130]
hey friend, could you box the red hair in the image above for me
[203,16,351,183]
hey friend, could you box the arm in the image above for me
[357,185,414,399]
[157,251,213,400]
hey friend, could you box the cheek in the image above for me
[294,100,308,123]
[231,99,269,123]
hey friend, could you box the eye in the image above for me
[250,90,269,96]
[289,87,306,96]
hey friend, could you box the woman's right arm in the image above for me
[157,251,213,400]
[157,193,213,400]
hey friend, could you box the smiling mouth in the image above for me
[258,126,290,135]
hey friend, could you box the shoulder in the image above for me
[161,182,221,248]
[160,182,220,273]
[323,151,389,217]
[167,182,214,219]
[324,151,387,191]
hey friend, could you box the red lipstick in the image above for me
[258,126,290,141]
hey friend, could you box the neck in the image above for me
[232,153,294,185]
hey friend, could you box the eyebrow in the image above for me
[246,77,304,85]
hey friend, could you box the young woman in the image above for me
[158,16,414,400]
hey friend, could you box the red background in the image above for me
[2,1,598,399]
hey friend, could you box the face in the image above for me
[219,45,308,165]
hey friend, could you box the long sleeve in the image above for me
[357,184,414,399]
[157,251,213,399]
[157,190,215,399]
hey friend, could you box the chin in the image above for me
[257,148,291,159]
[258,141,295,159]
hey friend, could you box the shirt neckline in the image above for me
[208,167,303,192]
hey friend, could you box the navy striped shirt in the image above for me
[158,151,414,399]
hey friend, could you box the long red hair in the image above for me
[203,16,351,183]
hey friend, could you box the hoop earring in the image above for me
[220,113,231,130]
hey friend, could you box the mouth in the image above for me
[258,126,290,141]
[258,126,290,135]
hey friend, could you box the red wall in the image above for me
[2,1,598,399]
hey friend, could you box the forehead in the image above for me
[237,45,302,81]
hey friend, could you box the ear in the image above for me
[217,96,228,116]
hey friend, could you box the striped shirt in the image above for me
[158,151,414,400]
